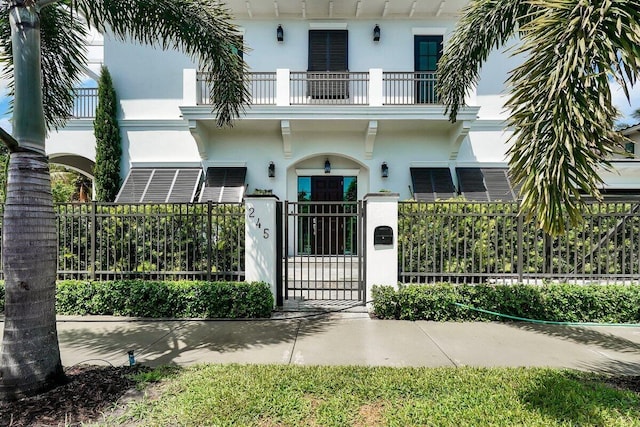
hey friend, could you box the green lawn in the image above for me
[108,365,640,427]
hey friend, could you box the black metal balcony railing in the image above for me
[197,71,278,106]
[383,72,438,105]
[68,71,442,120]
[196,71,439,106]
[290,71,370,105]
[72,87,99,118]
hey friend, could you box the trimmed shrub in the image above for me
[55,280,273,318]
[372,283,640,323]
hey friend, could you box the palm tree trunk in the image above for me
[0,2,65,399]
[0,152,64,399]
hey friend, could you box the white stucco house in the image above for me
[46,0,640,206]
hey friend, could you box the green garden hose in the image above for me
[453,302,640,327]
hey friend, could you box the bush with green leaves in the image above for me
[372,283,640,323]
[55,280,272,318]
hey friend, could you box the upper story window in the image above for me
[414,35,442,72]
[308,30,348,72]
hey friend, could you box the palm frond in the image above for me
[437,0,534,122]
[75,0,249,127]
[507,0,640,234]
[0,1,88,131]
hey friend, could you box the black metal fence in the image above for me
[399,200,640,284]
[0,202,245,281]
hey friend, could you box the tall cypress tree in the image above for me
[93,66,122,202]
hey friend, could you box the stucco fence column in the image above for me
[364,193,399,308]
[244,195,280,307]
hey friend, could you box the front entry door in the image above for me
[311,176,343,254]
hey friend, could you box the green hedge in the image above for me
[0,280,272,318]
[372,283,640,323]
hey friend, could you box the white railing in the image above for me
[72,87,99,118]
[194,69,440,106]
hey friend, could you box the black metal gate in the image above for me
[282,201,365,304]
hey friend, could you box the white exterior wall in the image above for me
[45,12,640,193]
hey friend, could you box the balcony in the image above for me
[71,87,98,119]
[195,69,439,107]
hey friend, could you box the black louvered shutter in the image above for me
[308,30,348,71]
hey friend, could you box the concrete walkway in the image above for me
[37,313,640,375]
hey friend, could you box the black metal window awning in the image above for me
[115,168,202,203]
[199,167,247,203]
[410,167,456,202]
[456,168,520,201]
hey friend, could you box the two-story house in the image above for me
[46,0,640,233]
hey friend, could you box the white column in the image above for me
[245,195,278,306]
[276,68,291,106]
[364,193,399,307]
[368,68,384,106]
[183,68,198,105]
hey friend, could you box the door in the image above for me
[414,35,442,103]
[311,176,344,254]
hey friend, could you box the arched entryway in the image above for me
[49,154,95,200]
[282,154,367,305]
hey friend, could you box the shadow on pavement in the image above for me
[57,316,337,366]
[577,359,640,376]
[505,322,640,353]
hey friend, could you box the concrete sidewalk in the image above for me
[40,313,640,375]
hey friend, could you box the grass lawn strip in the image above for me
[105,365,640,427]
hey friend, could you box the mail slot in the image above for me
[374,226,393,245]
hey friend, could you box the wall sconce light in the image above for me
[381,161,389,178]
[324,158,331,174]
[268,161,275,178]
[276,25,284,42]
[373,24,381,42]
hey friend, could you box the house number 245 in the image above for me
[248,207,270,239]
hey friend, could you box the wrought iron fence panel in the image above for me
[0,202,245,281]
[399,200,640,284]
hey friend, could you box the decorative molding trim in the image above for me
[130,161,201,168]
[449,120,472,160]
[454,161,509,168]
[410,161,452,168]
[309,22,348,29]
[203,161,248,168]
[295,168,360,176]
[470,119,510,131]
[187,120,208,160]
[281,120,292,158]
[364,120,378,160]
[120,119,187,130]
[181,105,480,122]
[412,27,447,35]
